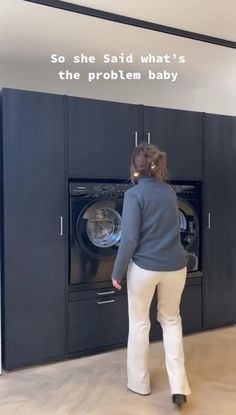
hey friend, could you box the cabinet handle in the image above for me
[97,300,115,305]
[97,291,115,296]
[134,131,138,147]
[207,213,211,229]
[147,132,151,144]
[59,216,63,236]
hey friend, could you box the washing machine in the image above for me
[69,181,132,286]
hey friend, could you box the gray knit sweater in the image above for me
[111,177,188,281]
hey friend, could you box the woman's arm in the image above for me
[111,191,141,282]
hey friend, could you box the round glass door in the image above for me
[76,200,122,258]
[86,207,121,248]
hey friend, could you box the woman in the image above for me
[111,142,191,407]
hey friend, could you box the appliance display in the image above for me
[69,181,201,286]
[171,182,201,272]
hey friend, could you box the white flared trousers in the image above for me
[127,261,191,396]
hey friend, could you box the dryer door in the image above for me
[177,198,198,248]
[177,198,199,271]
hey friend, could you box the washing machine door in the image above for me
[76,199,122,258]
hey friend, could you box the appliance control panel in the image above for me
[70,182,133,198]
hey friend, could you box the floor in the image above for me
[0,326,236,415]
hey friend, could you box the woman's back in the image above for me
[126,176,187,272]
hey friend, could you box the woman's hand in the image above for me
[112,279,122,291]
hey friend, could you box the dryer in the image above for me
[171,182,201,272]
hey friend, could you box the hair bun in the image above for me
[130,142,168,182]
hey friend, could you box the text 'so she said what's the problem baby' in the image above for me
[51,53,186,83]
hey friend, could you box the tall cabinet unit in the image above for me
[143,106,203,180]
[203,114,236,329]
[1,88,66,369]
[67,97,141,179]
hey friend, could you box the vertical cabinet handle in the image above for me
[59,216,63,236]
[207,213,211,229]
[147,132,151,144]
[134,131,138,147]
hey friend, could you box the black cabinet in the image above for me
[150,280,202,339]
[67,96,203,181]
[69,281,202,355]
[1,88,66,369]
[67,97,141,179]
[181,284,202,333]
[203,114,236,329]
[149,290,162,340]
[68,290,129,353]
[143,106,203,180]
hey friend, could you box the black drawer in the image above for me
[69,287,127,302]
[68,294,128,353]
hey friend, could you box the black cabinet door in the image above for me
[143,107,203,180]
[68,294,128,353]
[2,88,66,369]
[203,114,236,329]
[67,97,141,179]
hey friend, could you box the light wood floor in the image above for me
[1,326,236,415]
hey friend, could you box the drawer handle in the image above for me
[97,300,115,305]
[147,132,151,144]
[97,291,115,296]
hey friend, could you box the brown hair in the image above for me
[130,142,168,183]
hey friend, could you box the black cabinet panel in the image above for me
[68,294,128,353]
[68,97,140,179]
[144,107,203,180]
[150,283,202,339]
[203,114,236,329]
[2,88,66,369]
[181,285,202,332]
[149,291,162,340]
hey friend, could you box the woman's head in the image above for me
[130,142,168,182]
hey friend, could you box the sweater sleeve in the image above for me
[111,191,141,281]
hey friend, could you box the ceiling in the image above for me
[1,0,235,62]
[60,0,236,41]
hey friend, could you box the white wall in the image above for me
[0,0,236,115]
